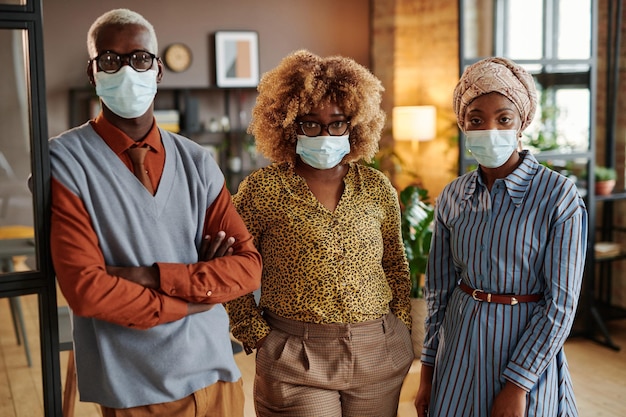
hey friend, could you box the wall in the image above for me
[372,0,460,198]
[42,0,371,136]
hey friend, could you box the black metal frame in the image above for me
[0,0,61,414]
[593,0,625,351]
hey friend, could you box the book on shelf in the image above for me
[154,110,180,133]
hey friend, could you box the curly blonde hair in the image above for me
[249,50,385,164]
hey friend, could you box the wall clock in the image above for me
[163,43,193,73]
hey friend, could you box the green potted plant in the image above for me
[399,185,434,298]
[595,166,617,196]
[399,185,434,358]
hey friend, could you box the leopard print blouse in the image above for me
[225,162,411,353]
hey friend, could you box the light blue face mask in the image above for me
[296,134,350,170]
[95,66,157,119]
[465,129,518,168]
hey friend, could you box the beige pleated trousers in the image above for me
[255,312,414,417]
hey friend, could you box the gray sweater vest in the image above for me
[50,123,240,408]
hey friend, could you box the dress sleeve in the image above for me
[51,177,188,329]
[502,197,588,391]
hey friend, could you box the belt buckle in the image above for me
[472,289,492,303]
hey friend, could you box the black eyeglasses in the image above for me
[90,50,157,74]
[297,120,351,137]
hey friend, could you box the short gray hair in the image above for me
[87,8,158,58]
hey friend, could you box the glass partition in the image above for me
[0,1,61,413]
[0,28,37,276]
[0,294,43,415]
[0,26,43,415]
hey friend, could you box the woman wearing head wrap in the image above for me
[225,50,414,416]
[414,57,588,417]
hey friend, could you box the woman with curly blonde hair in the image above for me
[225,50,414,417]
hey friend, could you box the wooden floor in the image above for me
[1,293,625,417]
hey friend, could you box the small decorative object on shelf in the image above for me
[595,166,617,195]
[220,116,230,132]
[594,241,621,259]
[227,156,242,173]
[208,118,220,132]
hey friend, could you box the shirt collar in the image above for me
[462,150,538,207]
[90,113,164,156]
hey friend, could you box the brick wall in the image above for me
[371,0,397,154]
[371,0,459,197]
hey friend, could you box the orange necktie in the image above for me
[127,146,154,194]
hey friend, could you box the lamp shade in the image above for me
[392,105,436,142]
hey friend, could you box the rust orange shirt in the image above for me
[51,114,262,329]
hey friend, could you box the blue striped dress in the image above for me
[421,151,587,416]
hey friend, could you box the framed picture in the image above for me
[214,31,259,88]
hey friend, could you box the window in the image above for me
[459,0,595,170]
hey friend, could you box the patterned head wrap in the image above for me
[453,57,537,132]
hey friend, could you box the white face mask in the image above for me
[94,66,157,119]
[465,129,518,168]
[296,134,350,170]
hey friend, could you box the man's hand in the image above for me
[107,265,159,289]
[199,231,235,260]
[106,232,234,316]
[414,364,434,417]
[491,381,527,417]
[188,302,215,315]
[186,232,235,316]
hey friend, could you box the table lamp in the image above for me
[392,105,436,153]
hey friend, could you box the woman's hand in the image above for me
[414,364,434,417]
[255,335,267,350]
[490,381,527,417]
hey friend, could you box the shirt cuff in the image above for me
[232,317,272,355]
[502,361,537,392]
[420,347,437,366]
[155,262,189,297]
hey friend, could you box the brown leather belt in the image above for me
[459,282,542,306]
